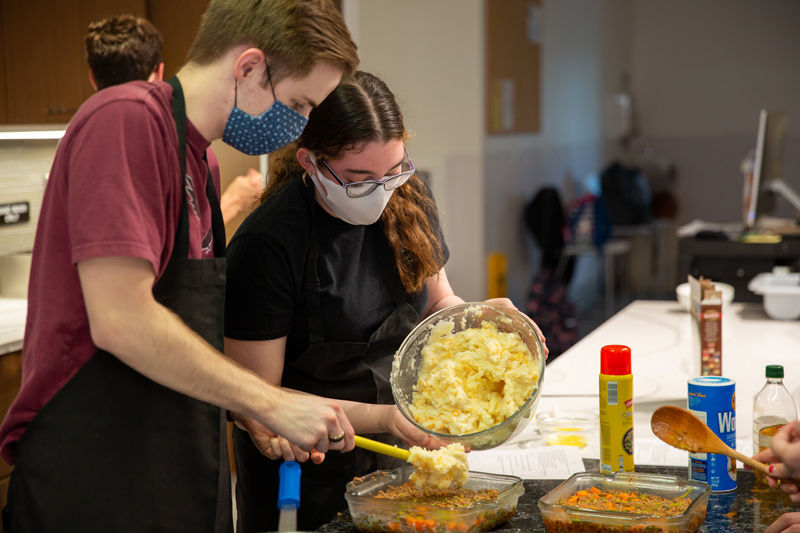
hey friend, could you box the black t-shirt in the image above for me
[224,176,449,358]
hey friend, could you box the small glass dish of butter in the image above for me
[535,410,599,448]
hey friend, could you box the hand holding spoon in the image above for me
[650,406,770,474]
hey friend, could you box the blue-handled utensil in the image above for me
[277,460,301,532]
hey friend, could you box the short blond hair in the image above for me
[187,0,358,86]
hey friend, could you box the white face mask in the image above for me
[307,154,394,225]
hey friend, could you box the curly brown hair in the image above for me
[85,14,163,90]
[265,71,445,294]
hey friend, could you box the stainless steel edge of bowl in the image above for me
[390,302,546,450]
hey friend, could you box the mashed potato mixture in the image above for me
[409,320,538,435]
[408,443,469,489]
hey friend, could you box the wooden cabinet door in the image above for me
[1,0,145,124]
[146,0,207,80]
[0,5,7,124]
[0,350,22,510]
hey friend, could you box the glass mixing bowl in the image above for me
[390,302,545,450]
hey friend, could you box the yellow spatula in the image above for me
[356,435,471,489]
[354,435,410,461]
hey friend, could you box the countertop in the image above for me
[0,297,26,355]
[319,461,797,532]
[540,300,800,442]
[318,300,800,532]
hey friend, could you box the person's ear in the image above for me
[296,148,317,175]
[233,48,266,84]
[148,62,165,82]
[88,70,98,92]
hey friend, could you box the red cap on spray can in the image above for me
[601,345,631,375]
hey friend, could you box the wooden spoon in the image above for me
[650,406,769,474]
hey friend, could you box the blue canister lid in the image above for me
[277,460,301,509]
[688,376,735,386]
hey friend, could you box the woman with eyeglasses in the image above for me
[223,71,543,532]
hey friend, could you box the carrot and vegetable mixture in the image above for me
[558,487,691,516]
[352,482,514,532]
[375,482,499,507]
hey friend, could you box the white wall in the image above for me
[484,0,633,305]
[630,0,800,224]
[351,0,486,301]
[351,0,800,307]
[349,0,636,305]
[0,141,57,256]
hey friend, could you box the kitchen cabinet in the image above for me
[1,0,342,125]
[0,349,21,510]
[486,0,541,133]
[146,0,207,80]
[0,0,146,124]
[0,7,7,124]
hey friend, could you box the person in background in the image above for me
[0,1,359,531]
[224,70,548,532]
[220,167,264,223]
[750,421,800,533]
[85,13,164,90]
[85,13,264,224]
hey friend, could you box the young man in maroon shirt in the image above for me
[84,13,264,225]
[0,1,358,531]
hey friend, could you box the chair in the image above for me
[554,239,631,319]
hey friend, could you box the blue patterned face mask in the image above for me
[222,61,308,155]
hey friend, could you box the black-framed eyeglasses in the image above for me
[319,146,415,198]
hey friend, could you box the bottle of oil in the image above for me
[599,345,634,473]
[753,364,798,484]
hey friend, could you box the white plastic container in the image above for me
[748,270,800,320]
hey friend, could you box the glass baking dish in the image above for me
[538,472,710,533]
[345,465,524,533]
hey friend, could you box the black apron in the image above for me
[3,77,232,533]
[233,181,422,533]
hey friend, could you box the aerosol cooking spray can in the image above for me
[599,345,634,473]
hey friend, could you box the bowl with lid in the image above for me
[748,269,800,320]
[390,302,545,450]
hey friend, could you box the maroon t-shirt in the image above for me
[0,80,221,464]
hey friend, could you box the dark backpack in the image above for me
[524,187,578,360]
[600,161,651,226]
